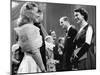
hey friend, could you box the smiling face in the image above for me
[51,31,56,40]
[59,18,68,29]
[74,12,84,24]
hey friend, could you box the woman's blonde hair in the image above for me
[17,2,41,26]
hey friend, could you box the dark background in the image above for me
[11,1,96,47]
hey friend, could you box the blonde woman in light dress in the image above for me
[14,2,46,73]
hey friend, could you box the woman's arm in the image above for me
[31,49,46,72]
[77,26,93,58]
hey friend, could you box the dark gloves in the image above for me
[71,56,79,69]
[77,43,90,58]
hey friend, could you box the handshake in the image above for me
[47,59,59,64]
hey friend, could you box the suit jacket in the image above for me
[64,26,77,59]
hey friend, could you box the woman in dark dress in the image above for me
[71,8,95,70]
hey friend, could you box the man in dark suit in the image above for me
[59,16,77,71]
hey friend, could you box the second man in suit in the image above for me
[59,16,77,71]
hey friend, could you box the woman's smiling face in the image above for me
[74,12,84,24]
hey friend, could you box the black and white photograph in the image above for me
[11,0,96,75]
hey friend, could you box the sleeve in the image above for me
[86,26,93,45]
[14,24,43,51]
[77,26,93,58]
[24,25,43,50]
[12,44,20,64]
[69,27,77,40]
[77,43,90,58]
[69,27,77,50]
[12,43,20,52]
[14,27,20,37]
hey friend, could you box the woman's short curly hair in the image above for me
[74,8,88,21]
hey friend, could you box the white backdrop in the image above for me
[0,0,99,75]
